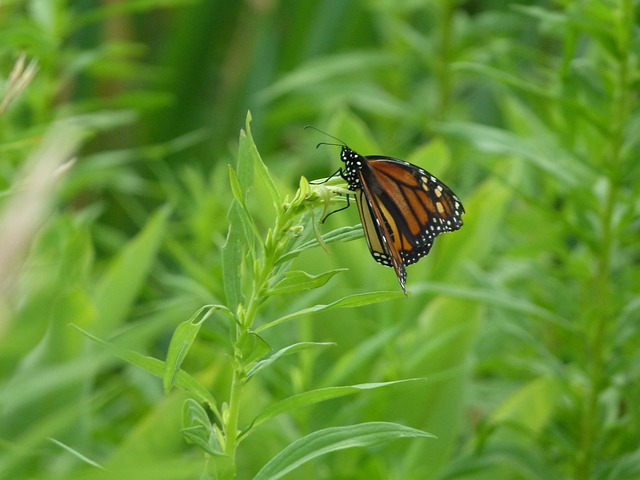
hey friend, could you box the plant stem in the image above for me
[220,368,243,479]
[576,2,632,477]
[219,214,285,478]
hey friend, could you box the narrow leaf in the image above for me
[71,324,218,415]
[237,123,254,201]
[255,291,403,333]
[252,422,434,480]
[265,269,347,296]
[245,111,280,207]
[164,306,220,393]
[228,165,245,205]
[257,52,395,104]
[245,342,335,380]
[411,282,573,329]
[222,201,244,312]
[276,225,363,265]
[436,122,589,187]
[245,379,425,434]
[48,438,104,470]
[93,205,170,335]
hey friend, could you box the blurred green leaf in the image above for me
[320,326,401,387]
[257,52,396,104]
[490,377,560,434]
[47,438,104,470]
[436,122,586,187]
[412,282,573,330]
[72,325,218,413]
[92,205,171,335]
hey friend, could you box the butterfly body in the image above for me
[337,145,464,294]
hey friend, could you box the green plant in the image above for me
[430,2,640,479]
[78,112,438,479]
[2,1,638,478]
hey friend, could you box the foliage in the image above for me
[0,0,638,479]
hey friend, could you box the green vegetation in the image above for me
[0,1,638,479]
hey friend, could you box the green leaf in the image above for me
[164,306,224,393]
[182,398,211,430]
[265,269,347,296]
[454,61,559,100]
[245,342,335,380]
[237,116,254,201]
[228,165,245,205]
[277,225,363,264]
[436,121,590,187]
[490,377,560,434]
[47,438,104,470]
[92,205,171,335]
[244,111,280,208]
[252,422,435,480]
[227,166,262,252]
[181,399,223,456]
[236,331,271,366]
[257,52,395,104]
[320,326,401,387]
[245,379,425,435]
[411,282,573,330]
[255,291,404,333]
[222,201,244,312]
[71,325,219,416]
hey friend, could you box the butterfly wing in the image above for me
[355,183,408,292]
[356,155,464,291]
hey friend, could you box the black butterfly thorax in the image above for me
[340,146,366,191]
[339,146,398,241]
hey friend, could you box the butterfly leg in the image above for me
[310,167,343,185]
[321,193,351,223]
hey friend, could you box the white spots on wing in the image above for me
[420,176,430,192]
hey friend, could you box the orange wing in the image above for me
[355,156,464,293]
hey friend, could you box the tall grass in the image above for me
[0,1,638,479]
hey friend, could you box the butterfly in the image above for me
[306,126,465,295]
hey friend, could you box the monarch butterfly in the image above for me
[307,126,465,295]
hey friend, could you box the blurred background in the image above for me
[0,1,638,479]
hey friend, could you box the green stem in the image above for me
[218,213,288,479]
[220,368,243,479]
[576,2,632,477]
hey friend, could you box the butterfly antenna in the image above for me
[304,125,347,148]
